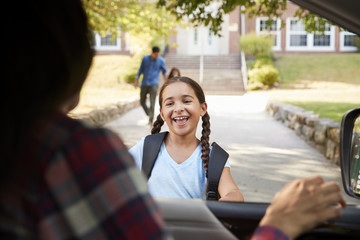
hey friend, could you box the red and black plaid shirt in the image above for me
[0,112,166,239]
[252,226,290,240]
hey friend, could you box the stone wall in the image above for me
[266,101,341,165]
[70,97,140,127]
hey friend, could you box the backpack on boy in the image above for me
[141,131,229,201]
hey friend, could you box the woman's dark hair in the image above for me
[151,77,211,176]
[2,0,94,183]
[168,67,181,80]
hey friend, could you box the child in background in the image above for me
[167,67,181,80]
[130,76,244,201]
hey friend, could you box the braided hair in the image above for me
[151,76,211,177]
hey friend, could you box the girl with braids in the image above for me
[130,76,244,201]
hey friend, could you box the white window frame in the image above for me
[93,32,121,51]
[124,32,131,51]
[194,28,198,46]
[286,18,335,51]
[208,30,213,45]
[340,31,357,51]
[256,17,282,51]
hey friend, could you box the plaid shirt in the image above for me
[0,113,166,239]
[252,226,290,240]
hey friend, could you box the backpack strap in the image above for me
[206,142,229,201]
[142,131,168,180]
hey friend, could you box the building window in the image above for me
[290,35,307,46]
[286,18,335,51]
[256,18,281,50]
[288,19,307,47]
[100,34,117,46]
[93,32,121,51]
[340,31,358,51]
[344,35,356,46]
[313,34,330,46]
[125,33,131,51]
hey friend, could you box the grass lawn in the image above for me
[275,53,360,86]
[258,53,360,122]
[281,101,359,122]
[71,55,139,114]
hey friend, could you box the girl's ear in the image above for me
[200,102,208,117]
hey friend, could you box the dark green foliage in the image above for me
[157,0,331,36]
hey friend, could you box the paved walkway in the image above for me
[105,93,357,204]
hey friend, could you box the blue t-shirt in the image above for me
[137,55,167,86]
[129,137,230,199]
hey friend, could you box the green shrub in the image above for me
[246,59,256,70]
[247,79,264,90]
[240,32,280,90]
[239,32,274,59]
[248,65,279,88]
[123,72,137,84]
[253,58,273,69]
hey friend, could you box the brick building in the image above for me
[92,2,358,56]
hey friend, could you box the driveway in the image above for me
[105,93,358,204]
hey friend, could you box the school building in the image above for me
[92,2,358,57]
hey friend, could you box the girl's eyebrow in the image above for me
[164,95,194,102]
[164,96,174,102]
[183,94,194,99]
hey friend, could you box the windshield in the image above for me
[71,0,360,205]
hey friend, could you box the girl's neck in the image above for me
[165,133,199,148]
[164,133,200,164]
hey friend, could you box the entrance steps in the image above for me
[165,54,242,70]
[164,54,245,95]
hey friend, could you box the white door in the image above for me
[187,26,219,55]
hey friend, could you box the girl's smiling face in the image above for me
[160,82,207,137]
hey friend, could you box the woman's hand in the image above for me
[259,176,346,239]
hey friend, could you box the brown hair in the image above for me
[151,76,211,176]
[167,67,181,80]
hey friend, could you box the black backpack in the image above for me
[141,131,229,201]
